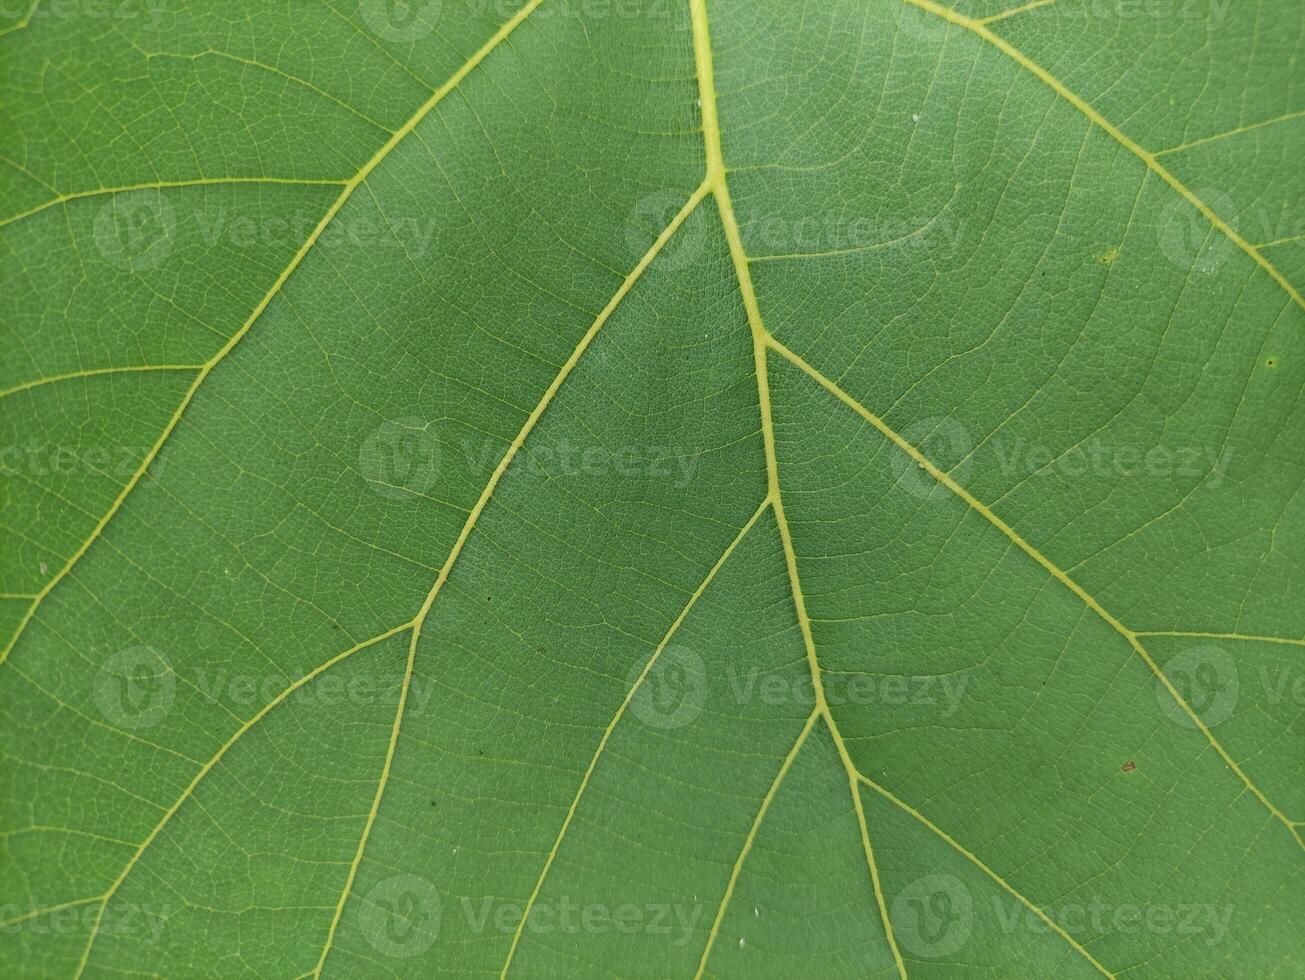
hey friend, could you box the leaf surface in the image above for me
[1,0,1302,976]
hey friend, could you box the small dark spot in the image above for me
[1265,357,1278,368]
[486,595,492,602]
[1121,760,1137,773]
[430,800,438,807]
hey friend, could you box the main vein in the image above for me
[690,1,908,975]
[29,0,1302,974]
[685,2,1303,977]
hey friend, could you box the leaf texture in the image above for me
[1,0,1302,977]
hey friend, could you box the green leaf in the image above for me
[2,0,1301,976]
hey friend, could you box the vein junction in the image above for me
[685,0,1300,973]
[8,0,1301,974]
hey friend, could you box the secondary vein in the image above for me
[0,0,546,670]
[690,1,908,974]
[766,335,1302,849]
[310,171,711,976]
[507,497,771,979]
[902,0,1305,314]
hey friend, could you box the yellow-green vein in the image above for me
[310,177,712,976]
[0,365,203,401]
[693,707,820,979]
[0,177,350,230]
[70,621,415,978]
[856,771,1115,977]
[903,0,1305,314]
[766,334,1302,847]
[0,0,546,669]
[691,1,907,974]
[505,496,772,978]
